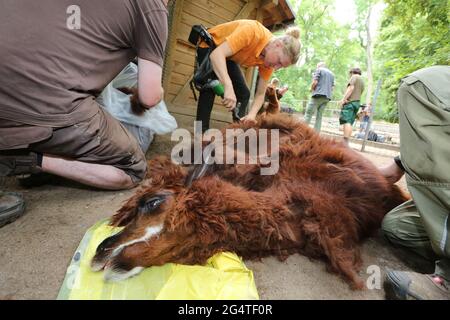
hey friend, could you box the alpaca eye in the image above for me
[139,196,165,214]
[146,198,164,210]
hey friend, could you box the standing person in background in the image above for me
[304,62,335,132]
[338,67,365,146]
[277,84,289,100]
[358,103,372,133]
[270,77,281,88]
[194,20,302,133]
[262,78,289,114]
[268,78,289,100]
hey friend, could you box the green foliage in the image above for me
[273,0,366,111]
[272,0,448,122]
[374,0,450,121]
[353,0,377,48]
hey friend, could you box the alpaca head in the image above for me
[265,85,280,114]
[91,158,224,281]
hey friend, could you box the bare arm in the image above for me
[137,57,164,109]
[340,85,354,106]
[310,79,318,92]
[278,86,289,96]
[241,77,268,124]
[209,41,237,110]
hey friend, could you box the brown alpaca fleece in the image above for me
[117,87,147,115]
[98,114,409,289]
[264,85,281,115]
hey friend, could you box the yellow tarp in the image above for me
[57,219,259,300]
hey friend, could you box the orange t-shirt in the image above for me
[200,20,274,81]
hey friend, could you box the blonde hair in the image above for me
[278,26,302,65]
[271,78,280,86]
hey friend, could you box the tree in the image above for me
[374,0,450,121]
[274,0,365,111]
[353,0,379,105]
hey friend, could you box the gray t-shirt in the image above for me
[312,67,335,100]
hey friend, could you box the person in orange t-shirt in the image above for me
[195,20,301,132]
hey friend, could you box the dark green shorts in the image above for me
[339,101,361,125]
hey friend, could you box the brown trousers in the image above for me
[0,106,147,184]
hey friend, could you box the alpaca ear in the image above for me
[147,156,172,176]
[147,156,188,185]
[184,162,214,187]
[184,143,216,187]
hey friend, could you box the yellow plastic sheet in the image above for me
[57,219,259,300]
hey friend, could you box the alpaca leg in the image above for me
[321,235,365,289]
[302,218,364,289]
[299,190,365,289]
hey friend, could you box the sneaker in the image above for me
[0,151,41,177]
[384,269,450,300]
[0,192,26,228]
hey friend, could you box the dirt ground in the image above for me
[0,114,427,300]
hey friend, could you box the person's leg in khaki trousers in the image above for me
[381,65,450,300]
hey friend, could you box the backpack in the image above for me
[367,130,378,142]
[188,25,217,99]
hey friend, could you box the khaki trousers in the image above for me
[382,66,450,281]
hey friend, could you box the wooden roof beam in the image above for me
[234,0,260,20]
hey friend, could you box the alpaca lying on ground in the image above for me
[91,114,408,288]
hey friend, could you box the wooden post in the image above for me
[163,0,185,99]
[361,79,382,152]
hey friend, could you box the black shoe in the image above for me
[0,151,41,177]
[384,269,450,300]
[0,192,26,228]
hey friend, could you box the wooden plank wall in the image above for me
[163,0,262,123]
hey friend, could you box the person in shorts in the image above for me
[338,68,365,145]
